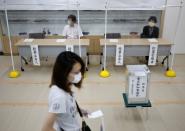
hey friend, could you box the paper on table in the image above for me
[148,38,158,43]
[24,39,34,42]
[88,110,103,119]
[56,39,66,42]
[109,39,118,43]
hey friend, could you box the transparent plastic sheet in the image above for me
[0,0,183,75]
[0,0,166,10]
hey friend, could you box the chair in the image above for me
[100,33,121,69]
[29,33,45,39]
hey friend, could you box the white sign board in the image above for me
[148,44,158,65]
[115,44,124,66]
[66,45,74,52]
[129,72,147,98]
[30,45,40,66]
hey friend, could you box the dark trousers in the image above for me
[145,56,149,62]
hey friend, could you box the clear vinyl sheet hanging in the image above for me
[165,0,184,77]
[77,1,82,57]
[99,0,110,78]
[4,1,20,78]
[2,0,184,78]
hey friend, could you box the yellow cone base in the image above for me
[165,69,176,77]
[8,70,20,78]
[99,69,110,78]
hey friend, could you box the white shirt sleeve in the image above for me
[78,25,83,37]
[62,25,67,37]
[49,96,66,113]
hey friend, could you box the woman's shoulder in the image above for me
[64,25,70,29]
[143,25,149,29]
[49,85,67,99]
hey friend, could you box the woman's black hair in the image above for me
[68,14,77,23]
[50,51,85,93]
[148,16,157,23]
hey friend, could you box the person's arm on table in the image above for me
[62,25,67,39]
[78,25,83,39]
[154,27,159,38]
[140,26,148,38]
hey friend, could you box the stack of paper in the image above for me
[148,38,158,43]
[24,39,34,42]
[109,39,118,43]
[56,39,66,43]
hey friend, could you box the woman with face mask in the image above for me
[141,16,159,38]
[62,15,83,39]
[42,51,89,131]
[140,16,159,62]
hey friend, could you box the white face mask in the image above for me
[149,22,155,27]
[68,20,73,26]
[71,72,82,84]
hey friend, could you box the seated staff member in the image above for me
[141,16,159,38]
[140,16,159,62]
[42,51,89,131]
[63,14,83,39]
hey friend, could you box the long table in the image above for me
[100,38,173,69]
[15,39,90,71]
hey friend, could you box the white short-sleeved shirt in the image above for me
[62,24,83,39]
[49,85,81,131]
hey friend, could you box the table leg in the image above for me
[100,52,103,65]
[21,56,28,65]
[101,53,104,70]
[29,57,32,62]
[85,55,88,71]
[20,56,25,72]
[87,52,90,65]
[166,56,169,70]
[161,56,170,70]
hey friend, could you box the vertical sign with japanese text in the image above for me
[148,44,158,65]
[30,45,40,66]
[115,44,124,66]
[129,73,147,98]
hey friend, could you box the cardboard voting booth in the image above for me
[125,65,151,104]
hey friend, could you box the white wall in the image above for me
[163,0,185,54]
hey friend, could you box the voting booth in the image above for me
[125,65,151,104]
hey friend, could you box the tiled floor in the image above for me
[0,55,185,131]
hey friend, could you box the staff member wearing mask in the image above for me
[42,51,89,131]
[63,15,83,39]
[141,16,159,38]
[141,16,159,62]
